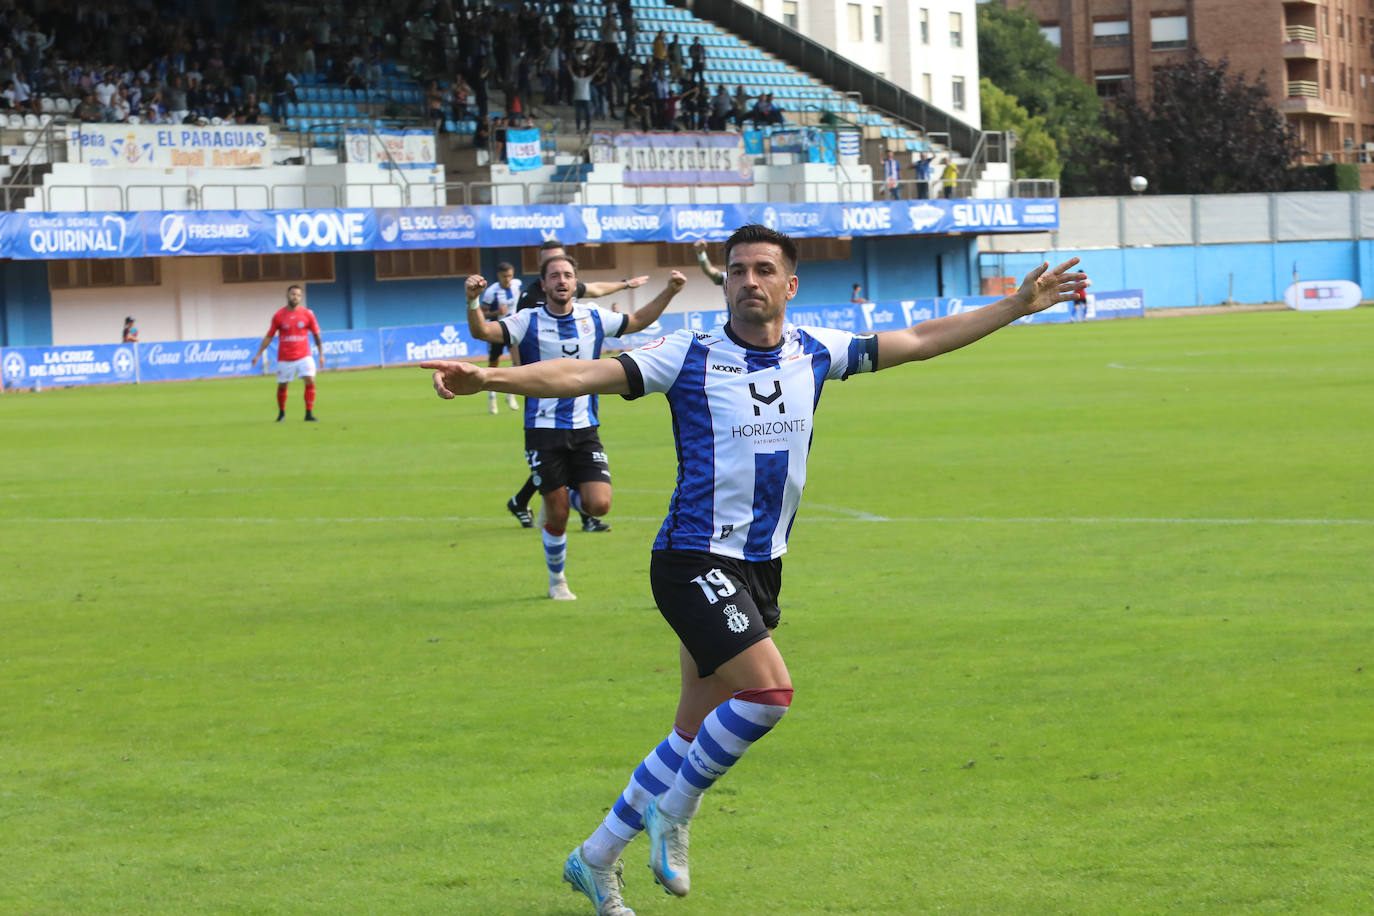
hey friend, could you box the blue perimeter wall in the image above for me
[13,235,1374,345]
[981,240,1374,308]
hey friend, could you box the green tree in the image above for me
[980,78,1059,180]
[977,4,1102,192]
[1069,56,1308,195]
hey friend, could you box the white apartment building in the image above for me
[750,0,982,129]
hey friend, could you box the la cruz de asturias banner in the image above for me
[69,124,272,168]
[2,290,1139,390]
[2,343,138,389]
[0,200,1058,259]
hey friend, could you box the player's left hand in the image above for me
[626,275,650,289]
[667,269,686,291]
[1015,257,1088,316]
[422,360,484,399]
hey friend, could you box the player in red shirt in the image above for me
[250,284,325,421]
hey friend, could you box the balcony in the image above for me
[1282,81,1350,116]
[1283,24,1322,58]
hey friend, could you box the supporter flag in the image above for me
[507,129,542,172]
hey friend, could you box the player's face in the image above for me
[543,261,578,312]
[286,286,303,307]
[498,269,514,288]
[724,242,797,326]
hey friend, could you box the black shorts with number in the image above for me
[650,549,783,678]
[523,427,611,494]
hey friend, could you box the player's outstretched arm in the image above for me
[464,274,503,343]
[584,275,650,297]
[874,257,1087,370]
[249,328,275,367]
[623,269,686,334]
[693,239,723,283]
[423,356,631,400]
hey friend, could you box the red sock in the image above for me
[276,386,288,410]
[304,383,315,411]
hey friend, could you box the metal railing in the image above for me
[1285,25,1318,43]
[670,0,979,156]
[1287,80,1320,98]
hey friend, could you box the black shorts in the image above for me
[650,549,783,677]
[487,339,508,361]
[523,427,611,493]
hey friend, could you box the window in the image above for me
[1341,62,1348,91]
[1150,15,1188,50]
[222,253,333,284]
[922,72,932,99]
[782,0,798,29]
[1325,61,1332,88]
[375,248,479,280]
[949,11,963,47]
[848,4,862,41]
[1322,7,1329,35]
[952,75,965,110]
[873,6,883,42]
[919,8,929,44]
[1339,9,1345,37]
[48,258,161,290]
[1093,19,1130,46]
[1095,72,1130,99]
[1041,24,1062,47]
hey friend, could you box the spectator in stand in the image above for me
[426,79,445,131]
[941,156,958,198]
[473,115,490,151]
[448,74,472,122]
[689,37,706,80]
[732,84,749,124]
[166,73,189,123]
[268,64,294,122]
[625,71,651,130]
[568,55,597,133]
[667,35,684,81]
[850,283,869,304]
[915,152,933,199]
[122,317,139,343]
[492,115,508,162]
[617,0,637,51]
[76,92,103,122]
[652,65,672,129]
[652,30,667,69]
[708,83,732,131]
[883,150,901,200]
[750,92,782,127]
[600,8,620,57]
[237,92,262,124]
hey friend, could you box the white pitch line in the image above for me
[3,515,1370,526]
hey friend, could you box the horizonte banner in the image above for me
[68,124,272,168]
[0,291,1140,390]
[591,131,754,185]
[0,200,1059,259]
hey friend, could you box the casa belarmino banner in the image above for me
[0,199,1057,260]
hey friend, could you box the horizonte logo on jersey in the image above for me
[273,211,367,249]
[729,417,809,440]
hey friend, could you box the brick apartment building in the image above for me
[1002,0,1373,162]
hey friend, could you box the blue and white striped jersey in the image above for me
[479,278,523,319]
[618,323,879,561]
[501,302,629,430]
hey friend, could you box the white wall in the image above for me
[757,0,981,129]
[51,256,292,345]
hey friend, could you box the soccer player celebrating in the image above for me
[250,284,325,422]
[479,261,523,414]
[504,238,650,531]
[464,256,686,601]
[426,225,1087,915]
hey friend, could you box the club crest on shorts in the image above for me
[723,603,749,634]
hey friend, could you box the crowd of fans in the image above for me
[0,0,789,138]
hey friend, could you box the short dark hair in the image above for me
[723,224,797,273]
[538,238,564,254]
[496,261,514,273]
[540,254,579,279]
[286,284,303,294]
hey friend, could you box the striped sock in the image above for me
[542,527,567,577]
[567,487,585,516]
[658,688,792,819]
[582,729,694,866]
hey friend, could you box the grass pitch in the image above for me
[2,308,1371,914]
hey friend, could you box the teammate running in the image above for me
[480,261,522,414]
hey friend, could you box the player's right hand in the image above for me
[693,239,707,252]
[465,274,488,299]
[422,360,484,399]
